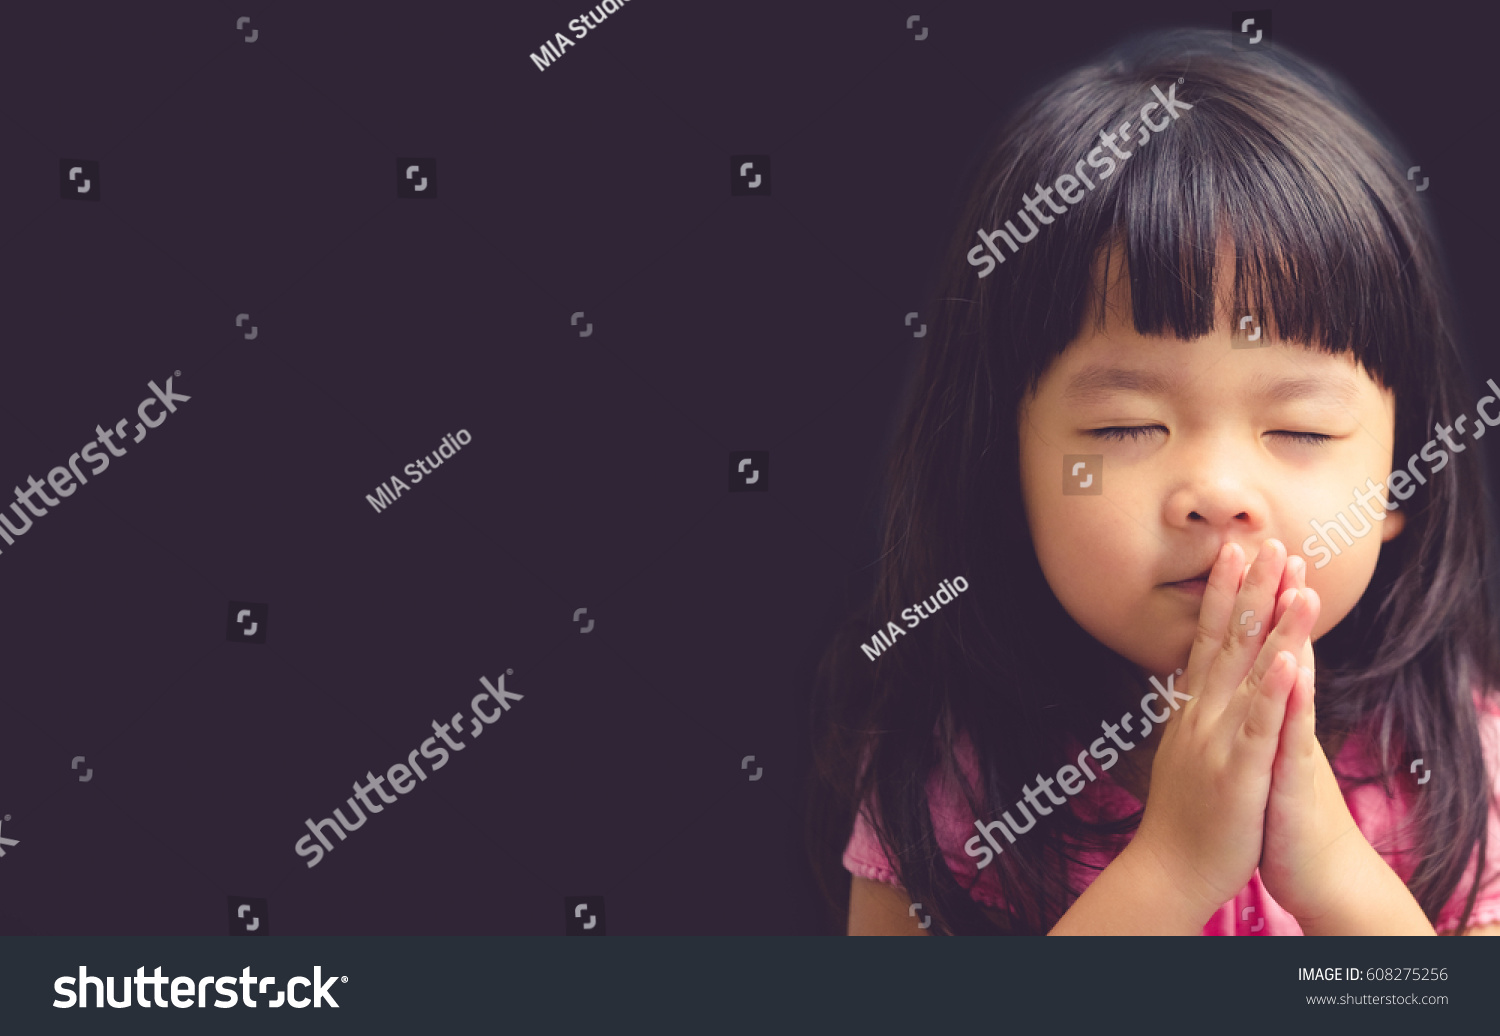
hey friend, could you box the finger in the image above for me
[1229,648,1298,773]
[1186,542,1245,692]
[1271,664,1318,788]
[1288,556,1315,673]
[1212,538,1289,691]
[1276,554,1316,674]
[1272,555,1305,627]
[1272,586,1295,630]
[1228,586,1321,727]
[1288,554,1306,591]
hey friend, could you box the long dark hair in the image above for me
[807,26,1500,935]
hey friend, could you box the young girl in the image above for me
[808,26,1500,936]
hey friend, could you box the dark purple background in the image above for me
[0,1,1493,934]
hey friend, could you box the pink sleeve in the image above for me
[840,735,1035,911]
[840,737,902,886]
[842,800,904,887]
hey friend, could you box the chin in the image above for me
[1123,640,1191,678]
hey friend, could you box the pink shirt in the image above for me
[843,690,1500,934]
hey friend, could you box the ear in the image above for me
[1380,507,1406,542]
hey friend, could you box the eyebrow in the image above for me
[1059,364,1364,407]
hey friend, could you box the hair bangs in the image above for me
[975,32,1433,404]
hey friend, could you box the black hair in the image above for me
[808,26,1500,935]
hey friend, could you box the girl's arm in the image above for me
[846,876,1017,934]
[846,849,1219,935]
[1292,839,1434,936]
[1048,839,1220,935]
[847,876,930,936]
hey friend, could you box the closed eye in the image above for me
[1086,425,1163,442]
[1084,426,1335,446]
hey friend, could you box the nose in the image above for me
[1163,446,1269,533]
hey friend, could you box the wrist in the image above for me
[1296,840,1435,936]
[1047,837,1217,935]
[1117,838,1223,932]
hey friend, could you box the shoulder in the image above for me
[841,728,1134,917]
[1342,683,1500,932]
[1340,685,1500,823]
[840,730,1009,909]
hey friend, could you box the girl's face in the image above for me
[1017,247,1405,680]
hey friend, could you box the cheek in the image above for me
[1287,457,1397,641]
[1024,469,1147,616]
[1296,527,1383,641]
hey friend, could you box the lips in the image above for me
[1161,545,1235,596]
[1163,542,1239,588]
[1164,575,1209,596]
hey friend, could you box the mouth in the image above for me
[1161,566,1213,595]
